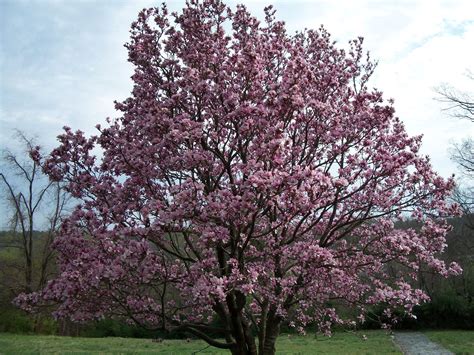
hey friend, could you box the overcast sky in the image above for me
[0,0,473,229]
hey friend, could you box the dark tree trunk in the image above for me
[261,321,280,355]
[257,302,269,355]
[230,341,257,355]
[229,335,257,354]
[228,313,257,355]
[25,255,32,293]
[243,320,258,354]
[258,309,281,355]
[213,298,257,355]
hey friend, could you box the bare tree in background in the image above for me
[434,74,474,309]
[436,72,474,213]
[437,71,474,123]
[0,132,69,295]
[436,73,474,259]
[450,139,474,178]
[449,138,474,227]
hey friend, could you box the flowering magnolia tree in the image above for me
[17,1,461,354]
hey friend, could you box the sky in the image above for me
[0,0,473,229]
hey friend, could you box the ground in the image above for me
[0,331,398,354]
[425,330,474,355]
[0,330,472,354]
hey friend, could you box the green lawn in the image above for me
[425,330,474,355]
[0,331,399,354]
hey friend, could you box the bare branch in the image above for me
[435,81,474,122]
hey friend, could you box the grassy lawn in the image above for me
[0,330,399,354]
[425,330,474,355]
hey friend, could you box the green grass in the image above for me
[0,330,399,354]
[275,331,400,354]
[425,330,474,355]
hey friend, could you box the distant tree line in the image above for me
[1,214,473,336]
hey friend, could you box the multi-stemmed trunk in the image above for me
[224,305,281,355]
[228,322,280,355]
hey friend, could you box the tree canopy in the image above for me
[16,1,461,354]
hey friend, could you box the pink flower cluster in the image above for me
[16,0,461,343]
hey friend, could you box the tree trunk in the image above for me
[230,342,255,355]
[243,320,258,355]
[257,302,269,355]
[259,310,281,355]
[25,255,32,293]
[228,318,258,355]
[261,322,280,355]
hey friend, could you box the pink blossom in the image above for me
[15,1,461,353]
